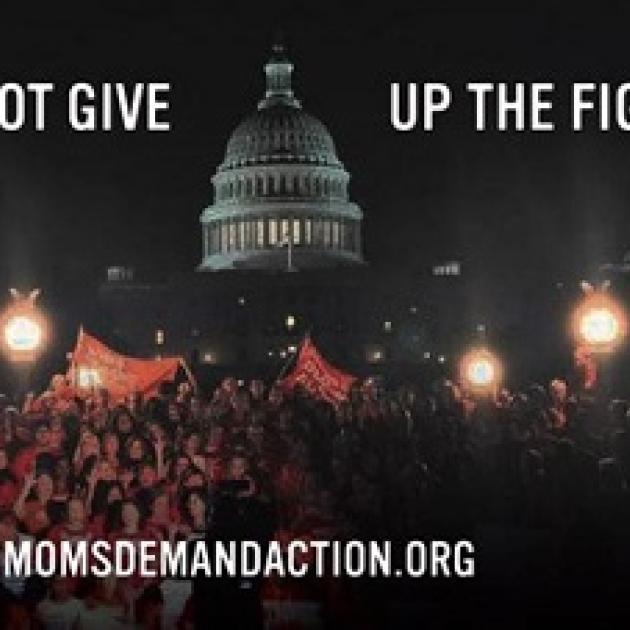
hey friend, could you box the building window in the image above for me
[432,261,461,276]
[247,220,255,249]
[269,219,278,245]
[313,219,324,247]
[78,367,101,388]
[332,221,340,248]
[323,220,331,248]
[366,347,385,364]
[202,351,216,364]
[221,221,229,252]
[257,219,265,248]
[280,218,289,243]
[203,225,209,256]
[211,224,221,254]
[292,219,301,245]
[239,220,246,250]
[241,221,248,250]
[229,221,237,251]
[305,219,312,245]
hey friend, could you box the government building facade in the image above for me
[198,43,363,271]
[97,44,470,385]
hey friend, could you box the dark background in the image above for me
[1,1,630,376]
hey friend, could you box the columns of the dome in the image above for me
[214,166,354,204]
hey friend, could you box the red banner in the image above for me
[282,337,356,405]
[68,329,190,402]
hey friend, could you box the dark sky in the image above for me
[1,1,630,300]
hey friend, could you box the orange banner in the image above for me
[282,337,356,406]
[68,328,189,401]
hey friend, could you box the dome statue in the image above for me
[198,43,364,271]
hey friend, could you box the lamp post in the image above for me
[570,284,627,392]
[1,289,48,406]
[278,228,298,272]
[572,289,626,354]
[459,347,502,396]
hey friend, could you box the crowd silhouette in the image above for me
[0,367,628,628]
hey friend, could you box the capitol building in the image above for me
[199,43,364,271]
[98,43,467,382]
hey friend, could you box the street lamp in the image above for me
[572,290,627,354]
[1,289,49,406]
[1,289,48,363]
[579,308,619,345]
[5,315,43,355]
[459,347,502,394]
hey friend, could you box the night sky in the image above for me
[1,2,630,312]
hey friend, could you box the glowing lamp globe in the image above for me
[572,292,627,353]
[460,348,502,393]
[466,357,495,387]
[579,307,619,345]
[5,315,42,352]
[1,289,48,363]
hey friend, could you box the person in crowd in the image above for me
[0,510,35,600]
[35,575,82,630]
[74,575,127,628]
[0,362,628,628]
[180,488,207,540]
[88,480,125,537]
[14,471,54,537]
[145,487,172,541]
[48,497,91,547]
[134,582,164,630]
[0,446,18,510]
[107,499,161,615]
[101,431,121,470]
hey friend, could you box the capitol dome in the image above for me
[220,107,341,171]
[198,43,364,271]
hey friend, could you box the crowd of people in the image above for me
[0,368,629,628]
